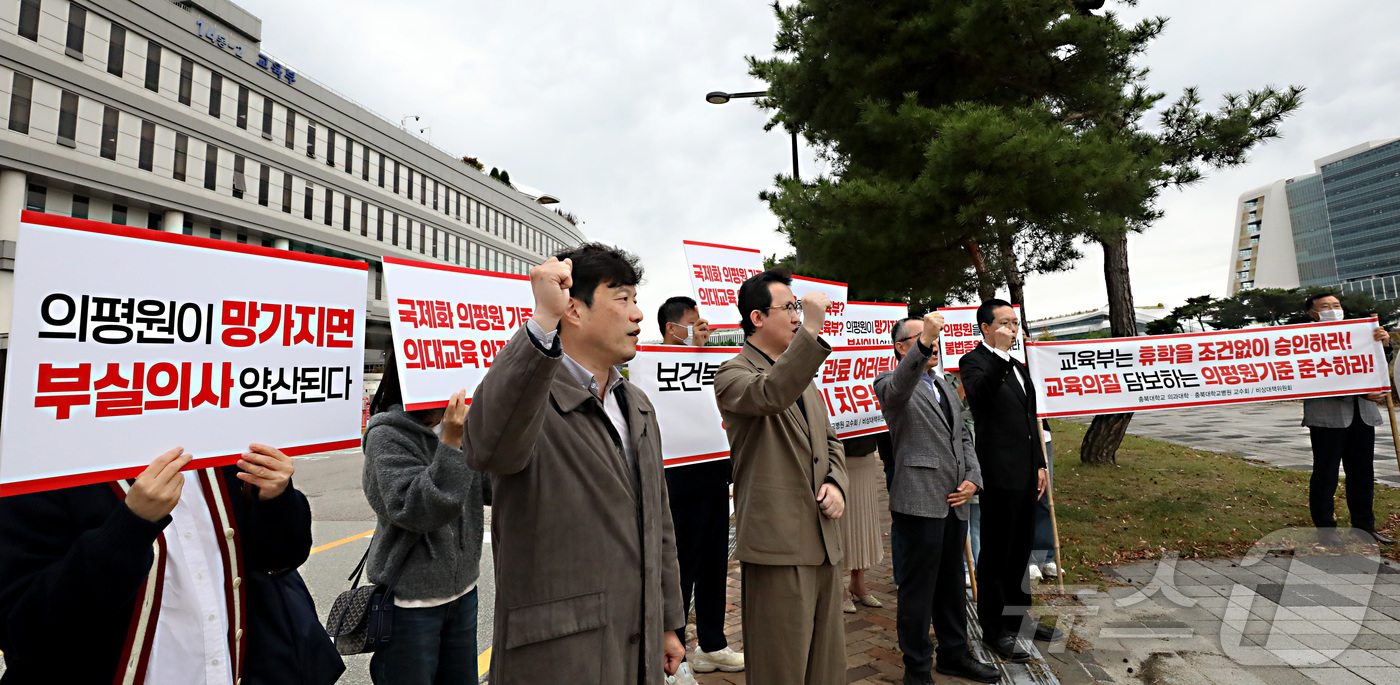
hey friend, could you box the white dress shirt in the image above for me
[145,473,233,685]
[526,319,636,475]
[981,341,1051,444]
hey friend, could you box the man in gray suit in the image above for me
[874,312,999,685]
[1302,292,1393,544]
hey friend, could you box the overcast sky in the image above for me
[235,0,1400,326]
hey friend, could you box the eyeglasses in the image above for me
[896,334,919,343]
[994,320,1021,328]
[764,302,802,315]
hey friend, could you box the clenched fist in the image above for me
[529,257,573,331]
[800,291,831,337]
[919,311,945,348]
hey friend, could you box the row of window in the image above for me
[13,0,568,258]
[6,70,538,278]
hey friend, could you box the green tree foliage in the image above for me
[1171,295,1215,332]
[749,0,1303,464]
[1144,316,1180,335]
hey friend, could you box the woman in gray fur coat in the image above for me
[362,351,489,684]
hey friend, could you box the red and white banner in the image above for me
[938,305,1025,372]
[1027,318,1390,418]
[790,275,848,343]
[819,345,895,439]
[683,240,763,329]
[0,212,367,496]
[845,301,908,346]
[628,345,736,468]
[382,256,533,411]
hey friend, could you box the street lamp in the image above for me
[705,90,800,181]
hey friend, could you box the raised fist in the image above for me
[529,257,573,331]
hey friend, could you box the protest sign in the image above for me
[683,240,764,329]
[1026,318,1390,418]
[819,345,895,439]
[382,255,534,411]
[845,301,908,346]
[938,304,1025,371]
[0,212,367,497]
[789,275,848,343]
[628,345,737,467]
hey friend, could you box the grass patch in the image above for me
[1046,418,1400,585]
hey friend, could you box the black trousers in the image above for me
[1309,403,1376,531]
[976,485,1037,640]
[892,511,969,674]
[670,486,731,652]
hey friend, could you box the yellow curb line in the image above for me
[309,529,374,555]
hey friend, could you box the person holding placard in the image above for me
[959,299,1057,662]
[657,296,744,683]
[465,244,685,684]
[360,353,489,685]
[875,312,999,684]
[1301,292,1394,545]
[0,445,335,685]
[714,268,849,685]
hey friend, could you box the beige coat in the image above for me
[466,327,684,684]
[714,327,849,567]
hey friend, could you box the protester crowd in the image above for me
[0,242,1390,685]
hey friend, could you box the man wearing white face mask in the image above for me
[1302,292,1394,545]
[656,297,742,683]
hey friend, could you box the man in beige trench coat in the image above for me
[465,244,686,684]
[714,267,850,684]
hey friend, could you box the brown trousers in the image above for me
[741,562,847,684]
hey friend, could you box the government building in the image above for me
[1227,139,1400,300]
[0,0,585,366]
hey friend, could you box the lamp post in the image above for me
[705,90,800,181]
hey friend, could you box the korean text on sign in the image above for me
[628,345,737,468]
[1026,318,1389,418]
[1,212,366,497]
[683,240,765,329]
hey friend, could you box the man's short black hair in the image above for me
[977,298,1015,328]
[1304,291,1338,312]
[891,317,919,359]
[554,242,643,307]
[737,268,792,337]
[658,296,698,337]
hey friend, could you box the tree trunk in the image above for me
[1080,233,1137,465]
[960,237,997,301]
[998,229,1025,310]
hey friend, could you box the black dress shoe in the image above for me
[1365,529,1395,545]
[983,635,1031,663]
[936,652,1001,683]
[901,670,936,685]
[1034,623,1064,642]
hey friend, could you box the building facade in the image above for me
[0,0,585,365]
[1027,305,1174,340]
[1226,139,1400,300]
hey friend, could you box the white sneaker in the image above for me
[1028,564,1043,583]
[691,646,746,673]
[1041,562,1060,578]
[667,662,700,685]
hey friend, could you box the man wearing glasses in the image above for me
[714,268,849,684]
[655,296,744,683]
[958,299,1057,663]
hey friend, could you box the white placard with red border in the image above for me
[382,256,534,411]
[938,305,1025,372]
[683,240,764,329]
[818,345,894,439]
[789,276,849,344]
[628,345,737,468]
[0,212,367,497]
[1026,318,1389,418]
[845,301,908,346]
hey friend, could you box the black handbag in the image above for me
[325,535,419,655]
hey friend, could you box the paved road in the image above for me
[1064,399,1400,488]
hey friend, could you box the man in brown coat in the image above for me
[465,244,686,683]
[714,267,850,684]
